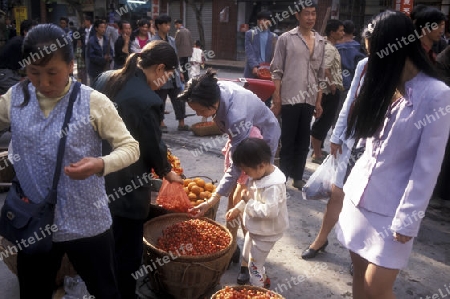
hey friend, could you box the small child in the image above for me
[226,138,289,288]
[189,40,205,79]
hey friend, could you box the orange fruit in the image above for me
[205,191,212,199]
[188,182,197,191]
[183,179,192,187]
[194,178,205,188]
[204,183,214,192]
[199,187,204,193]
[199,191,208,199]
[191,186,201,196]
[195,199,205,206]
[184,187,189,195]
[188,193,197,200]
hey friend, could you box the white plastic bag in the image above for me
[302,155,337,200]
[61,275,91,299]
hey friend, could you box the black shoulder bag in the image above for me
[0,82,81,254]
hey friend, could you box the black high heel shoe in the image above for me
[301,240,328,259]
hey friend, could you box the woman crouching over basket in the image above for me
[226,138,288,288]
[0,24,140,299]
[180,69,281,284]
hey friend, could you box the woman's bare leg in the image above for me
[350,251,369,299]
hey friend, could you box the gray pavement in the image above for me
[0,69,449,298]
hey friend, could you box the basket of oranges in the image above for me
[143,214,236,299]
[211,285,285,299]
[256,64,272,80]
[191,121,223,137]
[184,176,219,221]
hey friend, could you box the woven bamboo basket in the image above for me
[191,122,223,137]
[0,237,77,286]
[143,213,236,299]
[211,285,286,299]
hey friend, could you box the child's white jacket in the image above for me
[235,167,289,238]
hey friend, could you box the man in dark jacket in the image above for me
[114,20,132,69]
[0,20,33,94]
[88,19,112,84]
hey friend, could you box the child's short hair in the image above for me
[194,40,201,47]
[232,138,271,168]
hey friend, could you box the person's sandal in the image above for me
[177,125,190,131]
[311,154,325,164]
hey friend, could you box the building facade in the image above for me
[0,0,449,57]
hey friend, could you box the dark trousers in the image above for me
[112,216,145,299]
[179,57,189,82]
[280,103,315,181]
[155,88,185,121]
[311,90,340,141]
[17,229,120,299]
[333,89,348,128]
[434,134,450,200]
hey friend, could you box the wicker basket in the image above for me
[0,237,77,286]
[211,285,286,299]
[191,122,223,137]
[143,213,236,299]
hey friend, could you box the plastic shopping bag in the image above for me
[156,178,192,213]
[62,275,90,299]
[302,155,337,200]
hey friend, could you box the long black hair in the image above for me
[20,24,74,107]
[346,10,438,139]
[100,40,178,99]
[177,68,221,109]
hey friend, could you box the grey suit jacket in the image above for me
[175,27,193,58]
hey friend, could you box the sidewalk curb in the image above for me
[204,62,244,72]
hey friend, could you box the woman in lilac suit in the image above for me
[336,11,450,298]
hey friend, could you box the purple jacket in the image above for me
[214,81,281,196]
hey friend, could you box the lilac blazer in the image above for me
[343,72,450,237]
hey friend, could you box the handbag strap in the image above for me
[50,81,81,194]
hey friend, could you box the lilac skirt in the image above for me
[335,198,414,269]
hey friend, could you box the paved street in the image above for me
[0,69,449,298]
